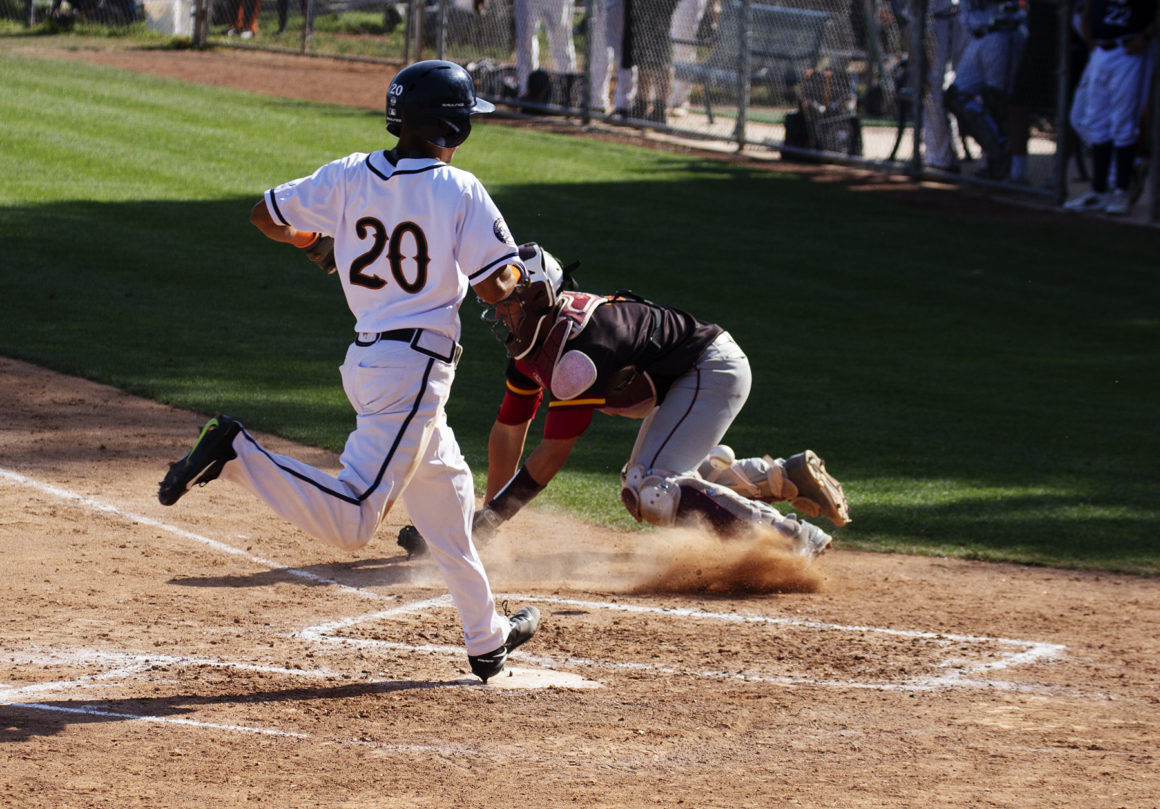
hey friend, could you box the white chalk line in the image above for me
[304,596,1068,693]
[1,645,491,754]
[0,467,384,601]
[3,466,1070,709]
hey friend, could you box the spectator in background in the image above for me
[1003,0,1087,185]
[276,0,307,34]
[923,0,969,171]
[625,0,682,123]
[514,0,578,100]
[586,0,613,112]
[228,0,261,37]
[944,0,1029,179]
[1064,0,1157,214]
[666,0,713,117]
[607,0,639,116]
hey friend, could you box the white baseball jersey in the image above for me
[265,150,521,339]
[220,148,525,657]
[956,0,1028,93]
[1071,0,1158,147]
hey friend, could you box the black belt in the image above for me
[354,328,416,347]
[354,327,462,365]
[1096,36,1135,50]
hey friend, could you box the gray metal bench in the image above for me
[673,1,832,124]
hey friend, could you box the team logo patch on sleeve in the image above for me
[493,217,515,246]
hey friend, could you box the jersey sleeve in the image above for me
[264,155,354,235]
[456,174,522,286]
[496,361,543,425]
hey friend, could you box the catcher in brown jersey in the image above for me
[398,244,850,560]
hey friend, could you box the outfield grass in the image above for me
[2,44,1158,574]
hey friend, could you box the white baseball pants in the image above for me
[220,337,509,656]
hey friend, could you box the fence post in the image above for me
[302,0,315,54]
[582,0,594,124]
[736,0,752,149]
[908,0,928,177]
[1151,0,1160,221]
[436,0,448,60]
[192,0,209,46]
[1050,0,1071,205]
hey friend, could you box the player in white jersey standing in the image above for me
[944,0,1029,179]
[158,60,540,683]
[1064,0,1157,214]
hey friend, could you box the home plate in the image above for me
[479,667,601,690]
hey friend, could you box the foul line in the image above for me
[0,646,489,753]
[0,467,385,601]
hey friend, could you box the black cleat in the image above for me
[158,415,240,506]
[468,606,540,683]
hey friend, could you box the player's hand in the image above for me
[301,234,336,274]
[1124,33,1149,55]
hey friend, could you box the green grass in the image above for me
[2,43,1158,575]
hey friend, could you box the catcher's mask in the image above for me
[482,243,573,360]
[385,60,495,148]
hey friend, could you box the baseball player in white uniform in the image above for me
[1065,0,1157,214]
[666,0,711,114]
[945,0,1029,178]
[514,0,578,98]
[606,0,638,115]
[923,0,969,170]
[158,60,539,683]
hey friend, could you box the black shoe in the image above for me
[468,606,540,683]
[158,415,240,505]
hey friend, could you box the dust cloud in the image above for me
[628,527,824,596]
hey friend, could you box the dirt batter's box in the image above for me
[298,596,1066,691]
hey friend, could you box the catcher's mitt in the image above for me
[302,234,336,274]
[396,524,428,558]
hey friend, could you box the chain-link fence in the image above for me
[2,0,141,25]
[8,0,1158,217]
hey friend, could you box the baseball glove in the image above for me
[302,235,336,274]
[397,524,428,558]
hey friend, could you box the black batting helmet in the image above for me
[385,60,495,148]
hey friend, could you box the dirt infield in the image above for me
[2,46,1159,808]
[1,363,1158,808]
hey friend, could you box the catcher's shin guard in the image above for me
[697,448,851,526]
[675,478,834,557]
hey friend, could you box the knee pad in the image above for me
[621,463,680,526]
[638,476,681,526]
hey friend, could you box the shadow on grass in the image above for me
[2,190,1157,570]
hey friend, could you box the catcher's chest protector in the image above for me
[524,291,605,390]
